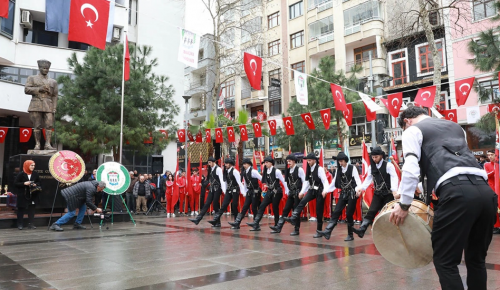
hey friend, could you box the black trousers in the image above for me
[432,176,497,290]
[239,190,261,218]
[282,194,301,230]
[217,189,239,217]
[200,185,208,206]
[199,188,222,217]
[17,205,35,226]
[364,194,394,222]
[294,191,324,231]
[256,190,283,226]
[95,192,102,207]
[125,192,136,212]
[331,195,358,224]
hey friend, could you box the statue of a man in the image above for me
[24,59,58,150]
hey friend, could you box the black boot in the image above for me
[352,218,371,238]
[246,214,262,231]
[228,213,243,229]
[344,223,354,241]
[189,215,203,225]
[316,220,337,240]
[270,217,285,234]
[208,212,223,226]
[283,211,299,226]
[290,226,300,236]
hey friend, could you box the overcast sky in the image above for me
[185,0,214,35]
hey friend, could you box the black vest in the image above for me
[334,165,357,191]
[286,166,303,193]
[262,167,279,190]
[372,161,391,195]
[243,168,260,190]
[306,165,324,192]
[209,166,221,189]
[226,168,238,190]
[413,118,480,200]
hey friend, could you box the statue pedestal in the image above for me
[27,149,57,155]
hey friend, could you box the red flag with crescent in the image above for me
[205,129,211,143]
[319,108,331,130]
[243,52,262,90]
[342,104,353,126]
[20,128,32,143]
[187,130,195,142]
[239,125,248,141]
[68,0,111,50]
[283,117,295,135]
[387,92,403,118]
[195,131,203,143]
[488,103,500,113]
[330,83,347,112]
[414,86,436,108]
[268,119,277,136]
[442,109,458,123]
[215,128,223,143]
[365,97,377,122]
[159,129,168,140]
[0,127,7,143]
[226,126,235,142]
[177,129,186,143]
[252,122,262,137]
[455,77,474,106]
[300,113,315,130]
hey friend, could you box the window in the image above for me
[344,1,381,35]
[268,39,280,56]
[221,80,235,99]
[389,49,408,85]
[269,68,281,83]
[289,1,303,19]
[349,116,371,136]
[354,44,377,63]
[473,0,496,21]
[244,44,263,57]
[68,41,90,51]
[416,39,444,75]
[479,80,500,103]
[290,31,304,48]
[291,61,305,79]
[241,17,262,43]
[0,65,72,85]
[308,16,333,41]
[23,21,59,47]
[0,0,15,38]
[242,0,260,17]
[269,99,282,116]
[198,49,204,60]
[268,11,280,28]
[308,0,331,10]
[429,11,439,26]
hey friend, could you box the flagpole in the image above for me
[119,3,129,164]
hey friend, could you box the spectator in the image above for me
[133,170,138,177]
[355,162,362,174]
[166,174,175,217]
[152,173,166,211]
[14,160,41,230]
[125,171,138,213]
[87,169,101,207]
[88,169,97,181]
[147,174,153,182]
[133,175,150,214]
[478,155,487,169]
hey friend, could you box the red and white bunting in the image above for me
[243,52,263,90]
[215,128,223,143]
[330,83,347,112]
[0,127,7,143]
[268,119,277,136]
[283,117,295,135]
[227,126,235,142]
[319,108,331,130]
[300,112,315,130]
[252,122,262,137]
[177,129,186,143]
[239,125,248,141]
[455,77,474,107]
[442,109,458,123]
[205,129,211,143]
[414,86,436,108]
[387,92,403,118]
[342,104,353,126]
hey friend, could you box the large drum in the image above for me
[372,199,434,269]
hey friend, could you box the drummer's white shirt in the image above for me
[397,121,487,205]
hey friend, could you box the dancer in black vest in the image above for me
[208,158,246,227]
[271,154,306,235]
[316,152,362,241]
[247,156,289,231]
[391,106,495,290]
[189,157,226,226]
[283,153,329,237]
[228,158,262,229]
[352,147,399,238]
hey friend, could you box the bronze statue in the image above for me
[24,60,58,150]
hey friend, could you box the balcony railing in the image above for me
[345,57,384,71]
[188,81,206,90]
[317,1,333,12]
[318,32,334,44]
[225,98,235,109]
[344,16,383,36]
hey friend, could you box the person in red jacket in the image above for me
[190,168,201,216]
[485,150,500,234]
[177,172,187,215]
[165,174,175,217]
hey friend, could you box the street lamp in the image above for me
[182,95,191,174]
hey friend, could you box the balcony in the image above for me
[345,57,387,77]
[317,1,333,12]
[318,32,334,44]
[225,98,235,109]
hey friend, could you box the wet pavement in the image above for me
[0,214,499,290]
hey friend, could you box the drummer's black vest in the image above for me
[306,165,324,192]
[243,168,259,190]
[286,166,303,193]
[262,167,279,190]
[413,118,480,201]
[372,161,391,195]
[335,165,357,190]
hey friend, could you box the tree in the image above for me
[275,56,363,152]
[55,44,180,161]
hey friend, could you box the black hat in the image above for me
[242,158,253,166]
[263,156,275,165]
[208,157,216,162]
[286,154,297,162]
[224,158,235,165]
[305,153,318,161]
[335,152,349,162]
[370,146,385,156]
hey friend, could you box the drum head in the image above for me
[372,211,433,269]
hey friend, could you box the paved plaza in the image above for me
[1,215,500,290]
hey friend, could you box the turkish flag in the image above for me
[42,128,54,140]
[68,0,110,50]
[187,130,195,142]
[143,132,153,144]
[342,104,353,126]
[387,92,403,118]
[283,117,295,135]
[195,131,203,143]
[0,127,7,143]
[365,98,377,122]
[215,128,223,143]
[257,111,267,121]
[455,77,474,106]
[488,103,500,113]
[252,122,262,137]
[239,125,248,141]
[243,52,262,90]
[0,0,9,18]
[442,109,458,123]
[268,119,277,136]
[177,129,186,142]
[414,86,436,108]
[227,126,235,142]
[330,83,347,112]
[319,108,331,130]
[124,36,130,81]
[300,112,315,130]
[20,128,32,143]
[205,129,211,143]
[159,129,168,140]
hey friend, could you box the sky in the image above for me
[185,0,214,35]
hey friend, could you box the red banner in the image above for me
[442,109,458,123]
[68,0,110,50]
[159,129,168,140]
[215,128,223,143]
[414,86,436,108]
[239,125,248,141]
[365,97,377,122]
[205,129,211,143]
[282,117,295,135]
[342,104,353,126]
[177,129,185,143]
[0,127,7,143]
[252,122,262,137]
[195,131,203,143]
[20,128,32,143]
[387,92,403,118]
[227,126,235,142]
[268,119,277,136]
[300,112,315,130]
[243,52,263,90]
[330,83,347,112]
[455,77,474,106]
[319,108,331,130]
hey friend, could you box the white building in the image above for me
[0,0,185,183]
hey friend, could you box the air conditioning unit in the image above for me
[112,27,121,41]
[21,11,33,29]
[274,151,283,159]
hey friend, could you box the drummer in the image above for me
[390,106,495,290]
[352,147,399,238]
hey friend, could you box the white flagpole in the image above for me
[119,2,129,164]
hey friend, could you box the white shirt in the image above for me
[324,164,362,193]
[227,167,247,196]
[356,160,399,192]
[289,165,306,183]
[265,166,289,195]
[397,122,487,204]
[212,165,227,193]
[300,163,329,194]
[245,167,262,181]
